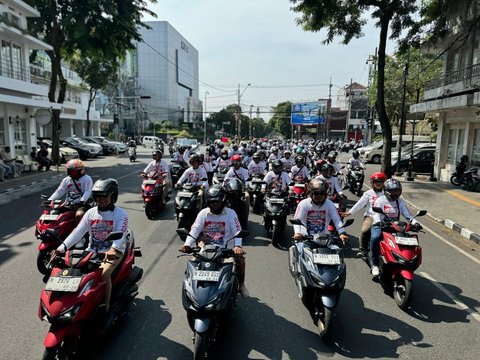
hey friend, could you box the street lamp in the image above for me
[204,91,209,144]
[237,83,251,139]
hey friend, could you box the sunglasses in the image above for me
[311,190,327,196]
[373,180,385,184]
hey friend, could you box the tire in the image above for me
[450,175,462,186]
[178,217,190,235]
[37,250,51,276]
[145,202,156,220]
[193,332,208,360]
[356,183,363,197]
[319,306,334,341]
[271,225,280,246]
[252,197,261,215]
[371,155,381,164]
[393,277,413,310]
[42,347,58,360]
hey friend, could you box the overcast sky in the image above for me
[144,0,395,119]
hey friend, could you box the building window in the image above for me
[0,118,5,147]
[447,127,466,165]
[472,129,480,167]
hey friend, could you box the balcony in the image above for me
[424,63,480,100]
[0,12,26,32]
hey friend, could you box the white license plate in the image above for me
[395,236,419,246]
[269,199,284,204]
[177,191,194,197]
[295,183,305,188]
[192,271,220,282]
[144,179,157,185]
[334,203,339,209]
[45,276,83,292]
[40,214,59,221]
[313,253,341,265]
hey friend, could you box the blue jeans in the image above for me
[370,225,383,267]
[0,164,12,177]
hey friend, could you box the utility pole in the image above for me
[345,78,353,141]
[327,77,332,140]
[396,52,410,175]
[366,48,378,144]
[204,91,209,144]
[237,83,241,139]
[249,105,253,139]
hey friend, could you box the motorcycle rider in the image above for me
[50,178,128,311]
[281,149,295,172]
[290,156,311,183]
[48,159,93,223]
[225,154,249,183]
[369,178,422,276]
[179,184,249,297]
[327,151,342,175]
[293,178,349,244]
[214,149,231,170]
[347,150,364,170]
[173,146,187,165]
[175,154,209,208]
[204,146,216,185]
[343,172,386,257]
[264,159,291,192]
[248,152,266,177]
[141,150,170,203]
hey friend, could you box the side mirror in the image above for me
[176,228,189,237]
[289,218,302,225]
[372,206,384,214]
[105,231,124,241]
[235,230,249,238]
[417,210,427,217]
[343,218,354,227]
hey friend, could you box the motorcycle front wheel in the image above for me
[37,250,52,276]
[393,277,413,310]
[145,202,156,220]
[450,174,461,186]
[318,306,334,341]
[271,225,280,246]
[194,332,209,360]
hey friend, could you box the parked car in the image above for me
[391,143,436,163]
[359,135,431,164]
[38,139,79,163]
[81,137,115,155]
[60,138,91,160]
[389,148,436,175]
[176,138,199,151]
[71,137,103,156]
[89,136,126,153]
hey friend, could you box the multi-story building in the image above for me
[410,0,480,181]
[337,82,369,140]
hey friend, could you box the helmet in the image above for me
[253,152,261,162]
[308,178,329,201]
[460,155,469,162]
[91,178,119,203]
[271,147,278,153]
[327,152,336,162]
[316,159,326,170]
[152,149,162,156]
[223,178,245,204]
[352,150,359,159]
[66,159,84,180]
[272,159,283,174]
[284,149,291,156]
[370,172,387,184]
[218,143,224,149]
[189,154,201,165]
[384,178,402,200]
[206,185,226,214]
[321,163,334,178]
[295,146,303,154]
[295,156,304,165]
[231,154,242,163]
[220,149,229,159]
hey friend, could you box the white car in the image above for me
[90,136,126,153]
[39,139,79,163]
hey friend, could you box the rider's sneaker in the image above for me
[357,250,367,258]
[371,266,380,277]
[239,284,249,298]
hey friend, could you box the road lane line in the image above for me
[419,271,480,322]
[446,189,480,207]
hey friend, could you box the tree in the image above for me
[26,0,156,164]
[268,101,292,139]
[290,0,418,175]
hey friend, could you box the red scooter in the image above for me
[35,196,78,275]
[289,176,308,213]
[327,192,347,233]
[371,207,427,309]
[39,229,143,359]
[140,172,168,219]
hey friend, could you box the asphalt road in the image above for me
[1,148,480,360]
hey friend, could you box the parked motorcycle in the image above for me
[175,183,203,239]
[370,207,427,309]
[128,147,136,162]
[141,172,168,219]
[450,156,469,186]
[288,218,353,340]
[39,230,143,359]
[347,167,365,196]
[170,160,188,185]
[459,168,479,191]
[35,196,80,275]
[263,189,290,246]
[247,174,265,214]
[176,228,248,360]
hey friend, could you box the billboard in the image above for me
[291,100,328,125]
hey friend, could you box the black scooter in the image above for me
[263,189,290,246]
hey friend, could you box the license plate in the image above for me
[45,276,83,292]
[144,179,157,185]
[295,183,305,188]
[395,236,419,246]
[334,203,339,209]
[192,271,220,282]
[40,214,59,221]
[313,253,341,265]
[177,191,194,197]
[268,199,284,204]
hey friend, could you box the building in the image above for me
[410,0,480,181]
[136,21,201,128]
[337,82,369,141]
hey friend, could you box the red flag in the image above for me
[221,137,229,143]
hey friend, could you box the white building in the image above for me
[337,82,369,139]
[410,0,480,181]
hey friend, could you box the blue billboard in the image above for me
[291,101,327,125]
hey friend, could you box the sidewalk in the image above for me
[399,174,480,244]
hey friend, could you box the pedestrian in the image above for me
[37,144,51,171]
[0,146,22,177]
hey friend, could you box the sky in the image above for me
[143,0,395,120]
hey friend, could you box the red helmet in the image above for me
[370,172,387,184]
[231,154,242,163]
[316,159,327,169]
[66,159,85,180]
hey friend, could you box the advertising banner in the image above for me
[291,101,327,125]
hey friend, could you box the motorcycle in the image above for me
[370,207,427,309]
[175,183,203,239]
[212,166,228,185]
[128,147,136,162]
[176,228,249,360]
[170,160,188,185]
[459,168,479,191]
[289,176,308,213]
[347,167,365,196]
[224,178,250,229]
[35,196,83,275]
[288,218,353,340]
[327,193,347,233]
[169,144,175,157]
[263,189,290,246]
[247,174,265,214]
[39,230,143,359]
[450,158,468,186]
[141,172,168,219]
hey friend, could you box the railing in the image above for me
[0,12,26,32]
[425,63,480,91]
[0,58,30,82]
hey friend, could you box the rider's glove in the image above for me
[179,245,192,253]
[412,223,423,231]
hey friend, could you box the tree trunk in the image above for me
[86,88,95,136]
[376,15,393,176]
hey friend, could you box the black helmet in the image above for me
[321,163,334,178]
[206,185,226,214]
[189,154,201,164]
[352,150,359,159]
[384,178,402,200]
[218,143,224,149]
[152,149,162,156]
[460,155,469,162]
[92,178,119,203]
[253,152,261,161]
[327,152,336,162]
[295,155,304,165]
[224,178,245,194]
[272,159,283,174]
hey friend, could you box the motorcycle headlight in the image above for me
[309,271,325,287]
[205,295,222,311]
[391,251,407,265]
[56,303,82,322]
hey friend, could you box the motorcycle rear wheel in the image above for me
[145,202,157,220]
[450,175,461,186]
[37,250,51,276]
[317,305,333,341]
[271,225,280,246]
[252,197,262,214]
[393,277,413,310]
[42,347,58,360]
[193,332,209,360]
[356,183,363,197]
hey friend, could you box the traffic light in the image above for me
[365,116,371,128]
[113,113,119,125]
